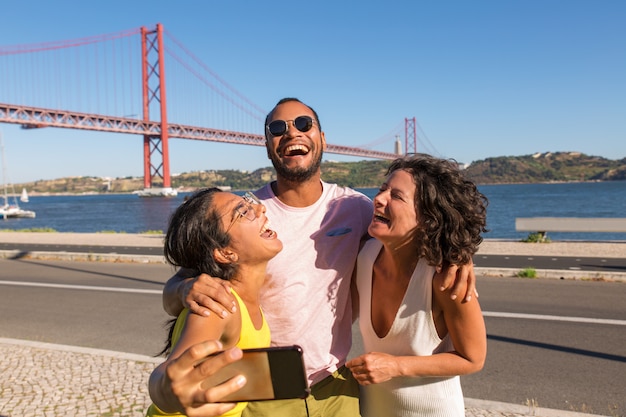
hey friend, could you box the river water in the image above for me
[2,181,625,241]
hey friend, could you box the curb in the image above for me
[0,337,161,364]
[0,249,166,264]
[475,267,626,282]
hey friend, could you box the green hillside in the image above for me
[14,152,626,194]
[463,152,626,184]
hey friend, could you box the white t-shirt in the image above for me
[255,181,372,386]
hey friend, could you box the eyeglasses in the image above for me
[266,115,316,137]
[225,192,261,233]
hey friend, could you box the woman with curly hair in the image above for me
[347,155,488,417]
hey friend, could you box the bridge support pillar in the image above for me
[405,117,416,155]
[139,23,175,197]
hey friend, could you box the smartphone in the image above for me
[199,345,310,402]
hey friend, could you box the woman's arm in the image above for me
[406,286,486,377]
[149,308,241,414]
[163,268,237,318]
[347,286,486,385]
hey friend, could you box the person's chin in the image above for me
[367,223,389,238]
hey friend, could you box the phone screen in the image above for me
[200,345,309,402]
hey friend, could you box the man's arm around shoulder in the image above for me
[163,268,237,318]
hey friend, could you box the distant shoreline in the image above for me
[9,178,623,197]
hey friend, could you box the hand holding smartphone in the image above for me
[199,345,309,402]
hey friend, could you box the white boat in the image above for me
[1,203,36,219]
[20,188,29,203]
[134,187,178,198]
[1,132,36,219]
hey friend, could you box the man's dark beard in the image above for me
[270,151,323,183]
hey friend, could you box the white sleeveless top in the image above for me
[356,239,465,417]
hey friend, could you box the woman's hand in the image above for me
[346,352,400,385]
[149,340,246,416]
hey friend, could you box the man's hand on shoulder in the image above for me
[434,261,478,303]
[184,274,237,318]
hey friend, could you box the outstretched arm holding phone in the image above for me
[149,341,245,416]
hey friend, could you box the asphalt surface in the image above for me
[1,235,623,417]
[475,252,626,273]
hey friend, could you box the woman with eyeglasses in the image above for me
[147,187,283,417]
[346,155,487,416]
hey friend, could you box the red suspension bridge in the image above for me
[0,24,418,195]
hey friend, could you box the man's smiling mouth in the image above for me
[283,144,310,156]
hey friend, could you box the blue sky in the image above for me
[1,0,625,183]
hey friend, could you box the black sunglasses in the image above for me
[266,115,316,137]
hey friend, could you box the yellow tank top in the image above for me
[146,289,270,417]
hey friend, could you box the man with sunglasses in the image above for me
[157,98,476,417]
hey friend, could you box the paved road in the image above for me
[475,252,626,273]
[0,258,169,355]
[1,257,624,416]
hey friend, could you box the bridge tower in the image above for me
[140,24,175,197]
[405,117,417,155]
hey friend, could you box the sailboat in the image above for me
[20,188,29,203]
[1,131,36,219]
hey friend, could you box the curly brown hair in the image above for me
[386,155,488,267]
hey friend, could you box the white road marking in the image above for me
[483,311,626,326]
[0,280,161,294]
